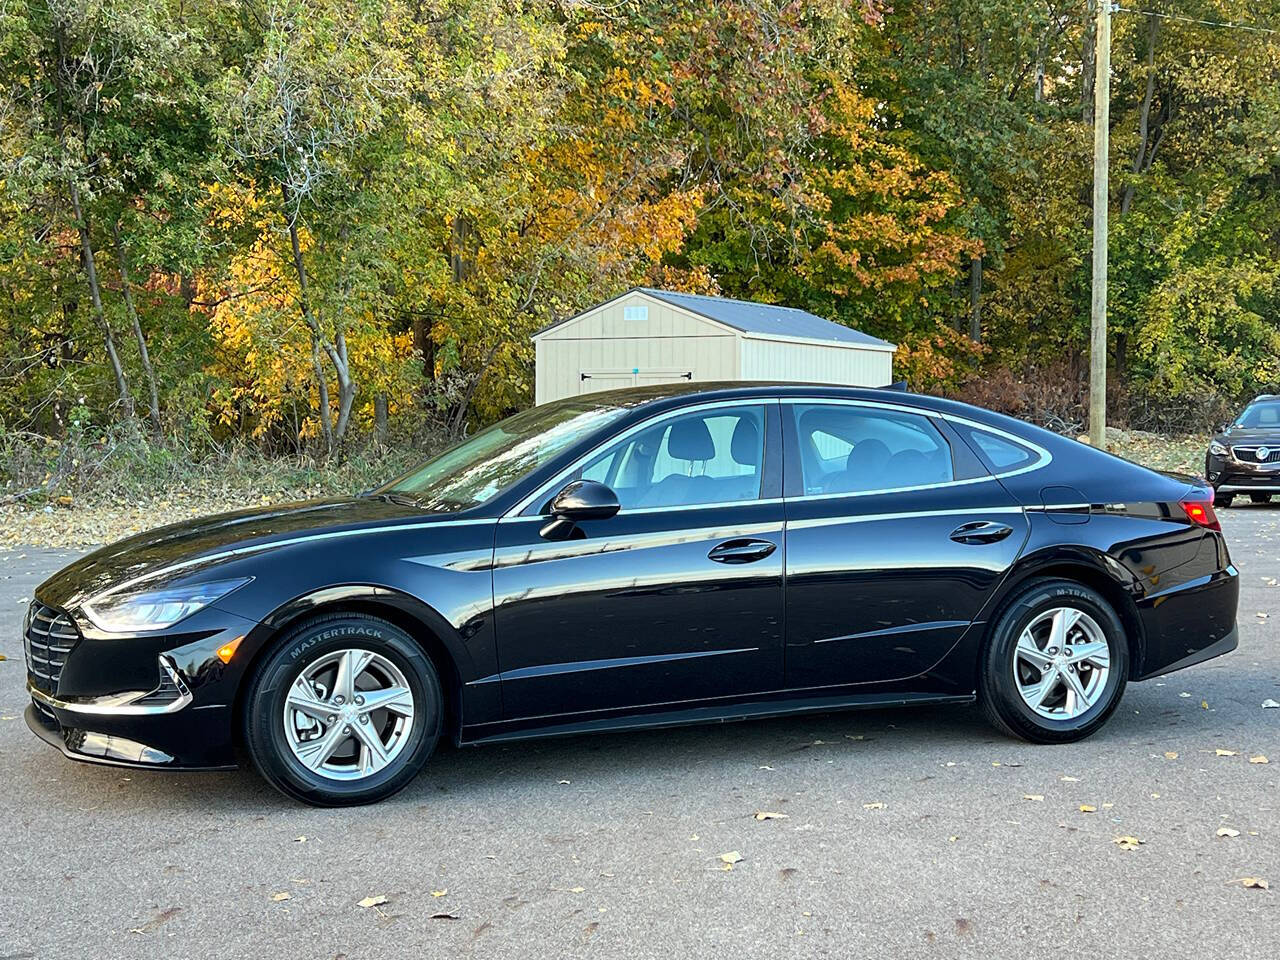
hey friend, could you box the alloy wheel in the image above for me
[282,648,417,781]
[1012,606,1111,720]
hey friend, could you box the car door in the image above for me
[492,401,785,720]
[781,400,1030,688]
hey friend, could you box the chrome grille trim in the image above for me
[23,601,79,694]
[26,655,193,716]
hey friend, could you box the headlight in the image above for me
[1209,440,1228,457]
[81,578,252,632]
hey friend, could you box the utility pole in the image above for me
[1089,0,1111,448]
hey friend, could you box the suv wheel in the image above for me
[243,613,442,806]
[1249,493,1272,504]
[979,579,1129,744]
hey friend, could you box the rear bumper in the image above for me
[1134,559,1239,681]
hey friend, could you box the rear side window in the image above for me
[791,404,955,495]
[957,426,1041,473]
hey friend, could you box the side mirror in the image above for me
[540,480,620,540]
[1214,423,1228,434]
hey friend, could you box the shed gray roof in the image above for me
[534,287,895,349]
[637,288,893,348]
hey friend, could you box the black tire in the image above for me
[242,613,442,806]
[1214,491,1235,508]
[1250,493,1272,504]
[979,578,1129,744]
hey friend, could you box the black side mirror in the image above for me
[540,480,620,540]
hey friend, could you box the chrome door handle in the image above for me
[949,520,1014,545]
[708,538,777,564]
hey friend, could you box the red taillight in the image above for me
[1181,499,1220,531]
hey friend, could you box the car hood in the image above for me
[1218,429,1280,445]
[36,497,449,611]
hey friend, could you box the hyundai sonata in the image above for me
[24,384,1239,805]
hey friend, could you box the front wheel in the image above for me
[979,579,1129,744]
[1250,493,1272,504]
[243,614,442,806]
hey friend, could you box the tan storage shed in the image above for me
[532,287,896,404]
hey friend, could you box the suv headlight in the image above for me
[1209,440,1228,457]
[81,577,252,633]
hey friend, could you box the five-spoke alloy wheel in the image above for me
[244,614,442,806]
[980,579,1129,743]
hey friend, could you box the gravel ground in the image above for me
[0,506,1277,959]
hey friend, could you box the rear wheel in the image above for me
[243,613,442,806]
[979,579,1129,744]
[1250,493,1272,504]
[1214,490,1235,508]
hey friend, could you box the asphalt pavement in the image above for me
[1,508,1277,958]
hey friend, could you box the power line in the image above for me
[1113,6,1280,36]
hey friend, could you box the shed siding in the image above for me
[739,337,892,387]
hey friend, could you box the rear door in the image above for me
[781,400,1031,688]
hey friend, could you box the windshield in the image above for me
[377,398,628,511]
[1233,401,1280,429]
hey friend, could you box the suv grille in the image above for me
[24,601,79,694]
[1232,446,1280,464]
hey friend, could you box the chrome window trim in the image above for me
[505,394,1054,519]
[506,398,776,518]
[27,655,193,716]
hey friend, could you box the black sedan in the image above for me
[24,384,1239,805]
[1206,393,1280,507]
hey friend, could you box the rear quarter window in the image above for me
[960,427,1042,473]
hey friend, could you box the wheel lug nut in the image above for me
[343,725,351,734]
[355,695,365,706]
[327,714,336,723]
[359,714,369,724]
[333,695,344,705]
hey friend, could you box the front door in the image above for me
[492,402,785,720]
[781,401,1029,688]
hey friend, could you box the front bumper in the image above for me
[21,600,261,770]
[1206,452,1280,493]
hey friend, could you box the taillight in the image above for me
[1181,499,1220,531]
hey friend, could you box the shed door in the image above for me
[579,368,694,395]
[578,370,637,395]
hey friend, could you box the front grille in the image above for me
[1231,446,1280,464]
[24,601,80,694]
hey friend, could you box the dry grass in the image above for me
[0,427,1209,548]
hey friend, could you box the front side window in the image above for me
[573,405,766,510]
[791,404,955,495]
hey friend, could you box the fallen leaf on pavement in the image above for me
[754,811,789,821]
[1262,699,1279,709]
[1061,776,1080,782]
[1023,794,1044,802]
[1228,877,1269,890]
[271,892,290,902]
[357,896,388,909]
[568,886,585,893]
[862,802,886,810]
[431,889,447,898]
[1249,755,1269,764]
[1080,805,1097,813]
[1113,836,1144,851]
[1216,828,1241,838]
[293,836,307,843]
[719,851,743,866]
[1164,752,1178,760]
[1216,749,1238,757]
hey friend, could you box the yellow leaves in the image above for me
[718,851,744,870]
[1216,828,1241,838]
[1250,755,1269,764]
[1113,836,1145,851]
[862,802,886,810]
[1079,805,1098,813]
[1216,749,1238,757]
[1022,795,1045,802]
[754,811,788,821]
[357,895,388,908]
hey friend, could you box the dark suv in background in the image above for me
[1206,394,1280,507]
